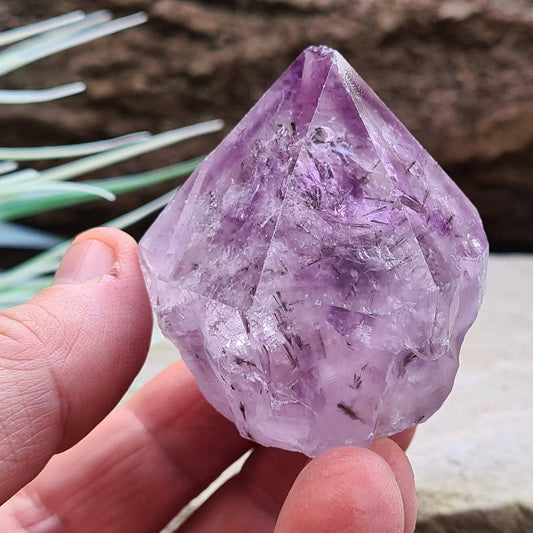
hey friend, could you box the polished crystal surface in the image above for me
[139,46,488,457]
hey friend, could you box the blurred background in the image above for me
[1,0,532,256]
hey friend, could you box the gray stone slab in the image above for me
[410,255,533,532]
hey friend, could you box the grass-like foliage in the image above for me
[0,11,221,308]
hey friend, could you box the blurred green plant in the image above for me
[0,11,221,309]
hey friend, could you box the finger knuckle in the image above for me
[0,302,66,366]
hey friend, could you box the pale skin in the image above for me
[0,227,417,532]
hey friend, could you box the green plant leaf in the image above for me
[0,132,150,160]
[0,158,200,221]
[0,12,147,76]
[0,11,85,47]
[0,161,17,175]
[0,188,175,292]
[0,168,40,189]
[0,11,215,311]
[0,178,118,205]
[0,223,63,249]
[0,242,69,292]
[0,276,54,309]
[0,82,86,104]
[0,120,221,200]
[3,11,111,56]
[106,189,175,231]
[35,122,221,184]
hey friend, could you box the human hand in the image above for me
[0,227,417,532]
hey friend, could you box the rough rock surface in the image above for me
[1,0,532,250]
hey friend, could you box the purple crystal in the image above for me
[139,46,488,457]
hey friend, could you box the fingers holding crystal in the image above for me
[178,447,308,532]
[178,436,416,533]
[371,438,418,533]
[0,347,416,533]
[390,426,417,451]
[274,445,414,533]
[0,361,251,532]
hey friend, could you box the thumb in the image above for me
[0,228,152,504]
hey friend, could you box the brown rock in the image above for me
[1,0,532,250]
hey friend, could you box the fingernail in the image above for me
[53,239,116,285]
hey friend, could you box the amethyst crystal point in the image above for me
[139,46,488,457]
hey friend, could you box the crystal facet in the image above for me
[139,46,488,457]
